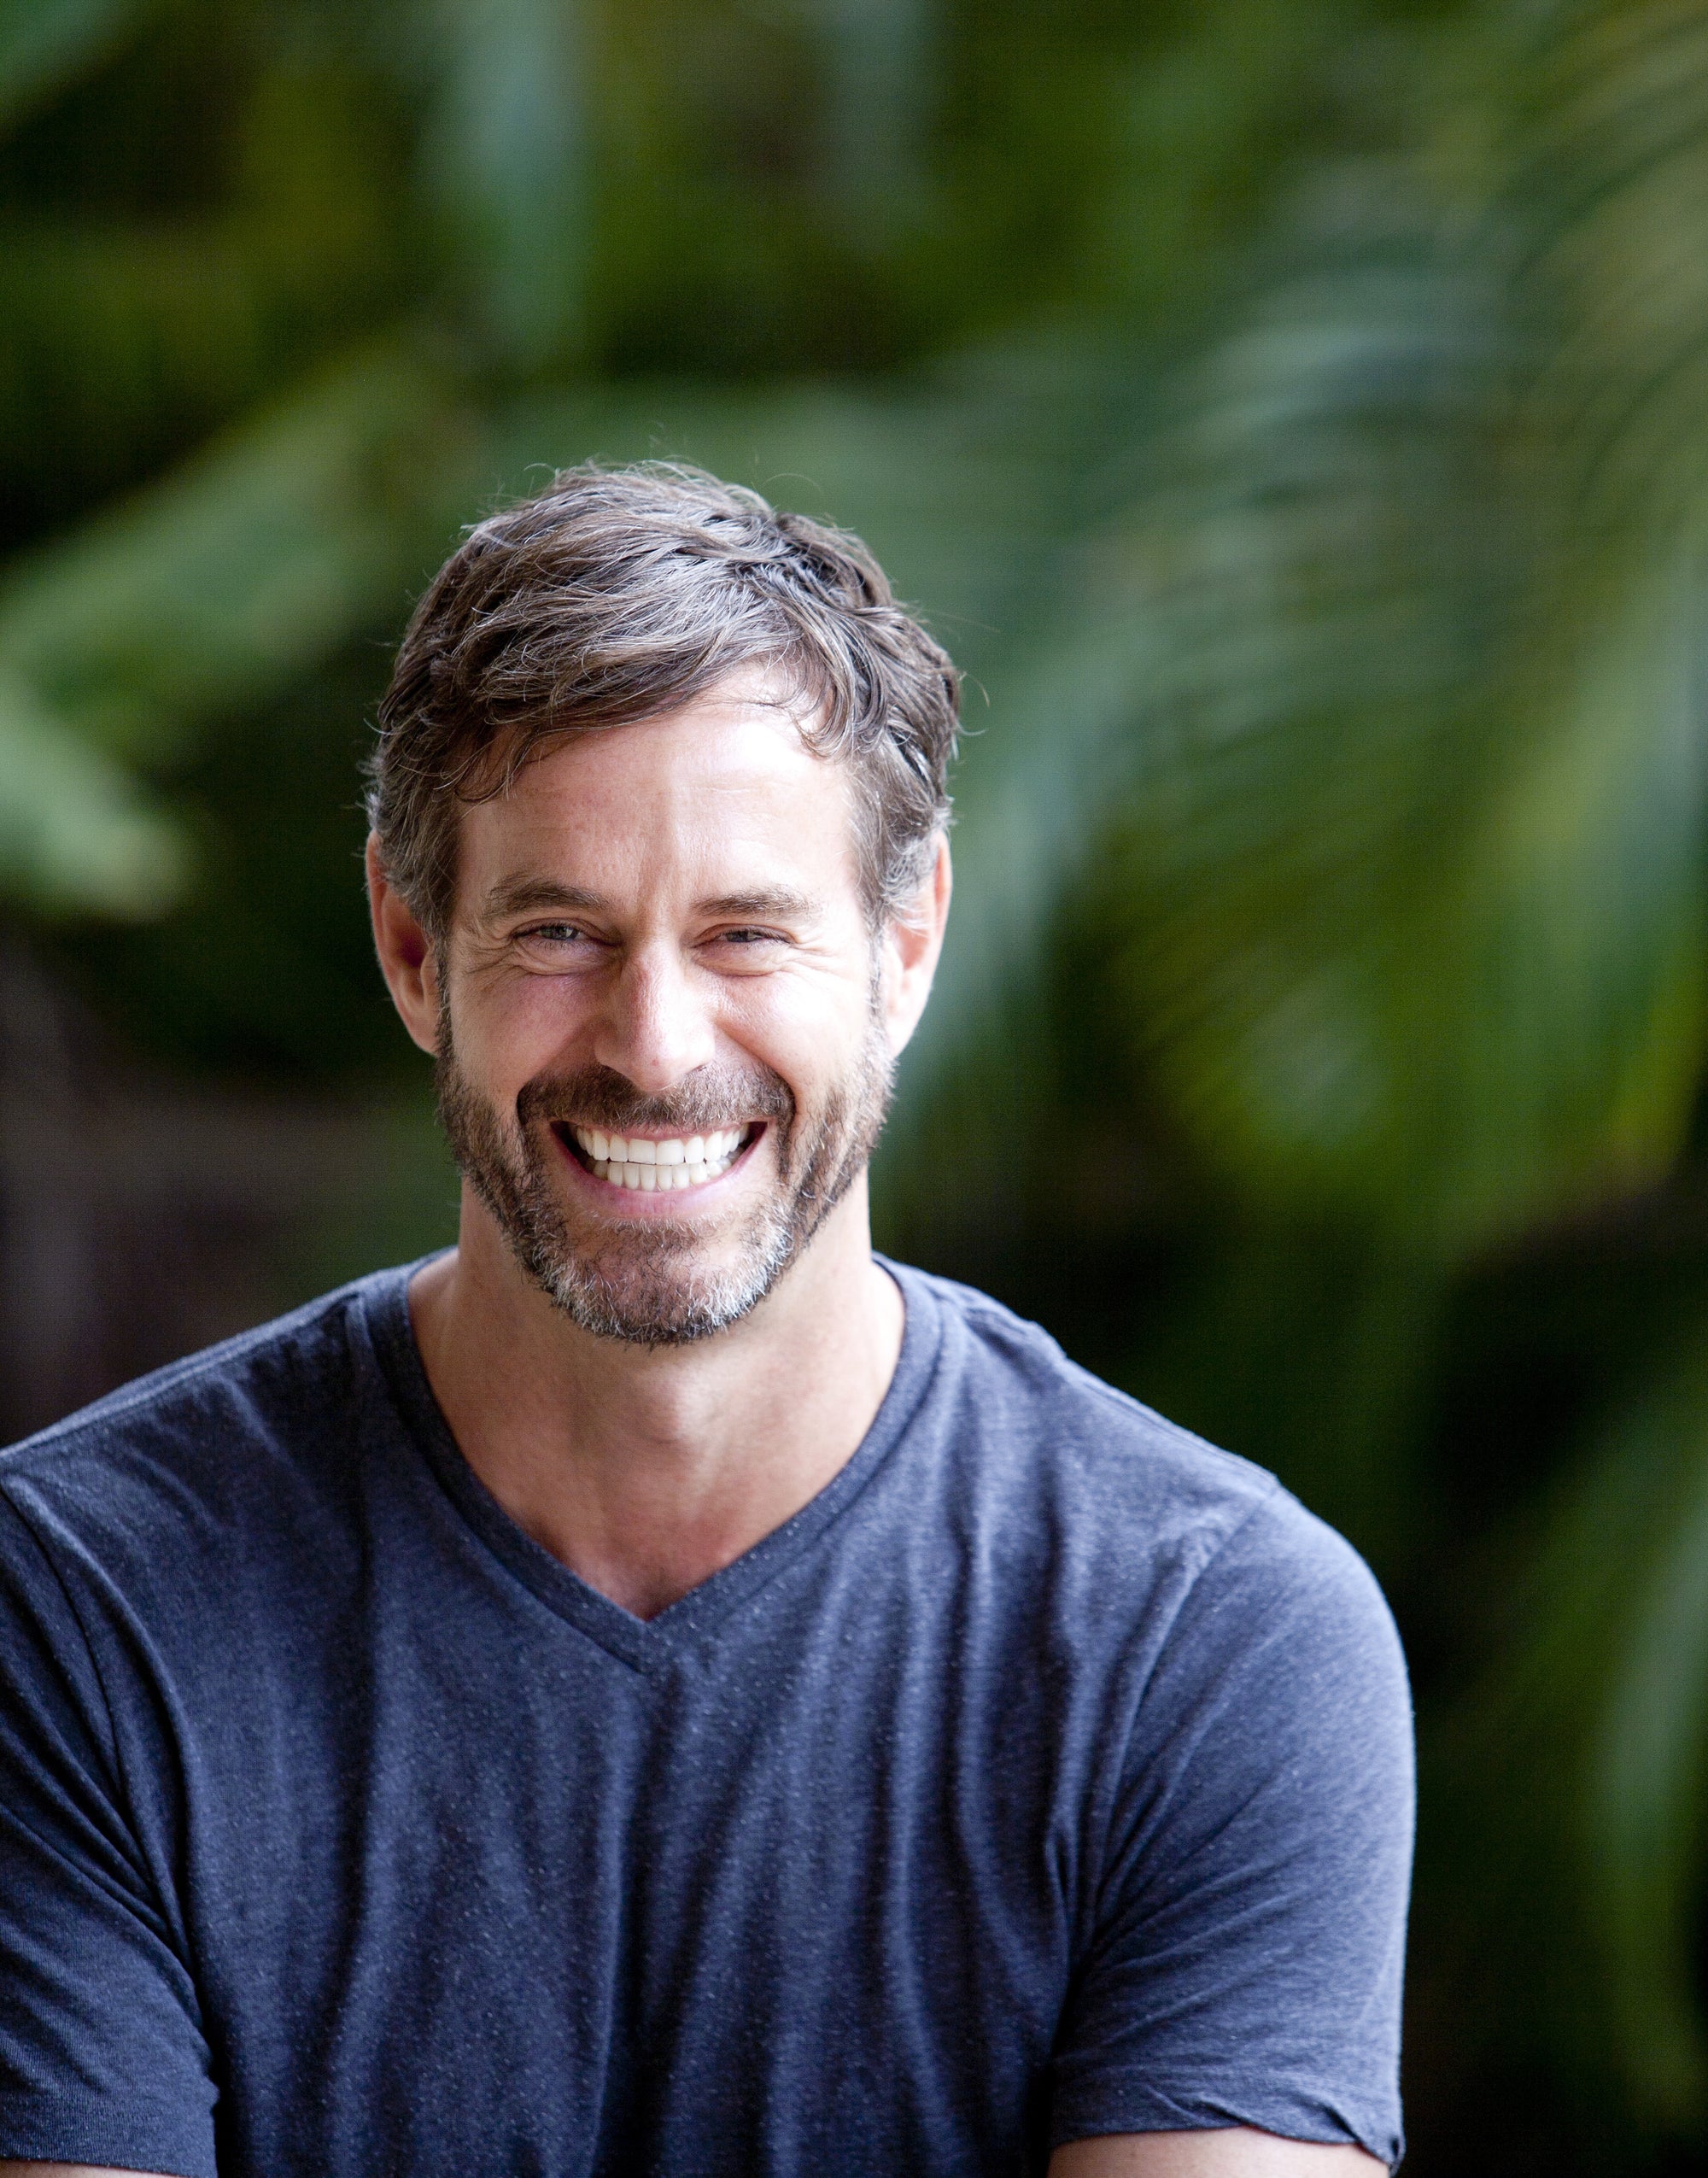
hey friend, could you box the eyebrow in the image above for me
[480,877,608,920]
[479,878,821,922]
[696,888,818,921]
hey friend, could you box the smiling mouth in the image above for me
[558,1122,757,1192]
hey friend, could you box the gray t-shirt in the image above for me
[0,1258,1412,2178]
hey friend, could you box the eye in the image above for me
[708,926,792,954]
[515,921,604,954]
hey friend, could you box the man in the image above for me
[0,465,1411,2178]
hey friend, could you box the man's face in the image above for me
[429,672,904,1344]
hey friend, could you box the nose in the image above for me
[590,943,717,1094]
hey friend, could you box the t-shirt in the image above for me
[0,1258,1412,2178]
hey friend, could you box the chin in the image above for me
[535,1249,788,1347]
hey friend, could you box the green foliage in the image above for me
[414,0,585,364]
[0,0,153,133]
[1588,1349,1708,2128]
[0,664,183,912]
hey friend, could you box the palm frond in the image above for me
[871,0,1708,1272]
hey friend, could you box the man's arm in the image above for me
[1051,2131,1388,2175]
[0,2165,179,2176]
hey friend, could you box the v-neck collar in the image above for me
[360,1255,944,1675]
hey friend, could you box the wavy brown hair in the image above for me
[368,462,960,934]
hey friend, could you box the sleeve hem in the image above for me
[1050,2079,1404,2169]
[0,2086,217,2178]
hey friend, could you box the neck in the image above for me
[407,1177,904,1620]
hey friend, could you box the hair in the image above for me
[367,461,960,935]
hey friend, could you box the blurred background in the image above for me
[6,0,1708,2165]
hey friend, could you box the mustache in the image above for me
[516,1062,794,1136]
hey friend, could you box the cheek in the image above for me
[447,972,594,1084]
[717,961,877,1086]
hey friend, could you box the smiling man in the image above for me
[0,465,1412,2178]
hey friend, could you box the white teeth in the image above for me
[591,1155,732,1191]
[577,1122,752,1192]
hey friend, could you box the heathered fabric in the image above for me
[0,1258,1412,2178]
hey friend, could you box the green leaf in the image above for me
[0,668,185,916]
[1588,1344,1708,2132]
[1477,1336,1708,2135]
[896,593,1158,1102]
[419,0,583,365]
[0,340,483,764]
[1429,537,1708,1248]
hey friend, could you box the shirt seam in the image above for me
[0,1285,363,1473]
[1084,1479,1284,1939]
[0,1481,206,2014]
[345,1281,658,1679]
[0,1478,128,1776]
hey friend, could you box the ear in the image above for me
[880,834,952,1057]
[366,833,442,1057]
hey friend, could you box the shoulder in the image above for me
[898,1260,1307,1559]
[891,1262,1407,1707]
[0,1267,408,1593]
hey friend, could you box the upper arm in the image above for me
[1050,2132,1389,2177]
[0,1496,216,2178]
[1050,1501,1413,2166]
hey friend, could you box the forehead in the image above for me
[456,678,862,916]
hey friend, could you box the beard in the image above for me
[434,1010,892,1348]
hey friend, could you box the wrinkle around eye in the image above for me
[513,924,607,951]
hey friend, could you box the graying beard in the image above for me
[434,1033,890,1348]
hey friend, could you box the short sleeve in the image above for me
[1050,1494,1413,2167]
[0,1487,218,2178]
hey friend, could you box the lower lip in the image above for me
[552,1127,763,1215]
